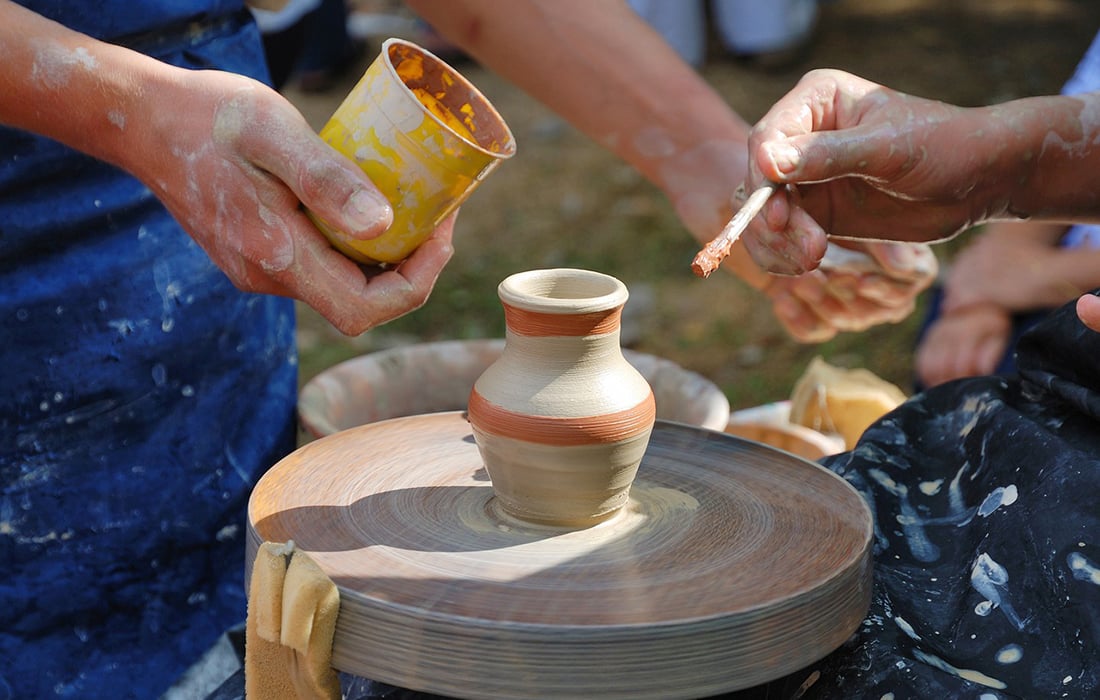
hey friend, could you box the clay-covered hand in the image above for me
[743,69,1008,275]
[125,68,454,336]
[407,1,940,341]
[915,303,1012,388]
[0,2,453,336]
[675,177,938,342]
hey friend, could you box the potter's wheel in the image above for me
[247,412,872,699]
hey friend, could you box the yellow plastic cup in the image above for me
[309,38,517,265]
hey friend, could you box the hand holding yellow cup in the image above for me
[309,38,516,265]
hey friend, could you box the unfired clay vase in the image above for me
[467,269,656,527]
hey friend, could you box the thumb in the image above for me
[292,139,394,241]
[1078,292,1100,332]
[758,125,898,185]
[249,121,394,242]
[861,241,939,282]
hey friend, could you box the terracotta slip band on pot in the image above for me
[467,390,656,446]
[502,305,623,337]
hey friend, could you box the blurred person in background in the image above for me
[627,0,819,68]
[252,0,364,91]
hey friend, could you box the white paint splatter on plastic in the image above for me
[995,644,1023,664]
[919,478,943,496]
[894,615,922,641]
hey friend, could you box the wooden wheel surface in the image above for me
[247,412,872,699]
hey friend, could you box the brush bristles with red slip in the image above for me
[691,182,777,279]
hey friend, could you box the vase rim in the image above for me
[498,268,628,314]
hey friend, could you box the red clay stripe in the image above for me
[502,304,622,337]
[468,389,655,445]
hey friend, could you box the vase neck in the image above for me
[501,304,623,338]
[502,330,625,368]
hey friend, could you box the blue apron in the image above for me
[0,3,297,698]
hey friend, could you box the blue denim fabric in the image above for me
[0,5,297,698]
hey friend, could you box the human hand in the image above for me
[1078,293,1100,332]
[674,177,937,342]
[125,68,453,335]
[666,149,938,342]
[914,303,1012,387]
[939,221,1100,318]
[762,241,938,342]
[743,69,1009,275]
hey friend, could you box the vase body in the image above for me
[468,268,656,527]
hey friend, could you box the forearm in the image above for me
[983,93,1100,223]
[974,220,1068,248]
[405,0,751,200]
[1044,247,1100,301]
[942,220,1100,313]
[0,1,187,176]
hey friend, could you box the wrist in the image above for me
[985,95,1100,222]
[939,299,1009,321]
[91,54,191,179]
[957,104,1034,223]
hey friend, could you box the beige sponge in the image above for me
[245,541,341,699]
[789,356,908,450]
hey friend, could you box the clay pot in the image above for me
[725,400,845,461]
[467,269,656,527]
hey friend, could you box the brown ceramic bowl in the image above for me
[299,339,731,439]
[725,401,845,462]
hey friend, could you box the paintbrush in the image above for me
[691,182,777,279]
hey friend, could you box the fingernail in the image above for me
[343,189,392,234]
[765,143,801,175]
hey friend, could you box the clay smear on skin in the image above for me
[1034,96,1093,159]
[203,87,367,297]
[32,40,97,90]
[468,390,656,445]
[209,90,297,273]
